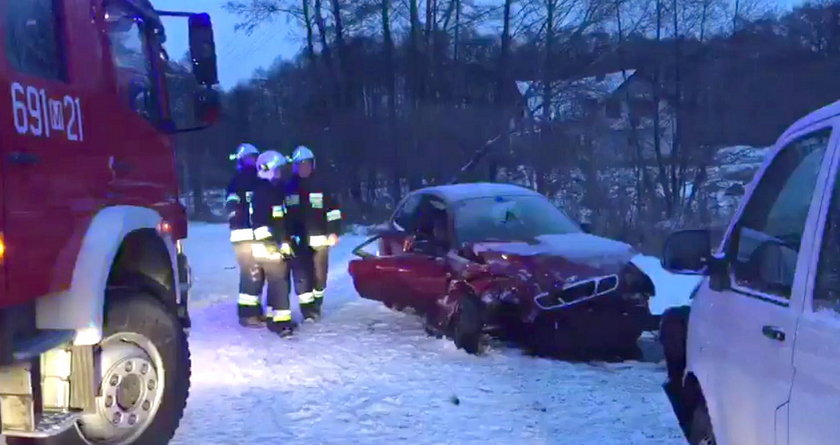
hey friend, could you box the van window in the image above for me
[105,3,159,123]
[5,0,65,80]
[814,167,840,312]
[731,129,830,299]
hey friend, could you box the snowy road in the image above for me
[170,224,686,445]
[0,224,688,445]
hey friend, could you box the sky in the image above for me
[155,0,301,89]
[155,0,807,91]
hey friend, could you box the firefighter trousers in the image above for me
[293,245,330,317]
[261,257,293,326]
[234,242,265,319]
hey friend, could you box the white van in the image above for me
[660,100,840,445]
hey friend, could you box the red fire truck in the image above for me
[0,1,218,444]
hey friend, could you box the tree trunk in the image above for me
[453,0,461,62]
[409,0,423,105]
[330,0,349,107]
[302,0,316,64]
[313,0,339,110]
[671,0,682,214]
[652,0,672,215]
[382,0,400,210]
[541,0,556,172]
[497,0,512,104]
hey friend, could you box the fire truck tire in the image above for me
[7,291,191,445]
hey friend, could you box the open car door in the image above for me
[348,234,449,312]
[348,234,410,307]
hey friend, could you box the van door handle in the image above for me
[8,152,40,165]
[762,325,786,342]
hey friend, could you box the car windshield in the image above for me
[454,195,581,243]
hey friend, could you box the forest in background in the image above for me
[173,0,840,252]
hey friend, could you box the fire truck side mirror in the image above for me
[188,13,218,87]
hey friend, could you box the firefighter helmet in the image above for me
[291,146,315,163]
[257,150,287,180]
[230,143,260,161]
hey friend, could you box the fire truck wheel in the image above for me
[7,291,191,445]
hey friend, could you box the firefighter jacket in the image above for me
[252,178,290,245]
[225,168,261,243]
[284,173,342,248]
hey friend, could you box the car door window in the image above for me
[731,128,830,299]
[814,165,840,312]
[6,0,65,80]
[393,194,422,232]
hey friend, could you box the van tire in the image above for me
[688,402,716,445]
[7,291,190,445]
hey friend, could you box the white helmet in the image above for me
[230,143,259,161]
[291,146,315,163]
[256,150,287,180]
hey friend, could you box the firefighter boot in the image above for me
[299,292,320,322]
[267,309,297,337]
[238,294,266,328]
[310,289,326,321]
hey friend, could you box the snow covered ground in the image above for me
[0,224,692,445]
[170,223,687,445]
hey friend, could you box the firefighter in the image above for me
[285,145,342,321]
[252,150,297,337]
[226,143,265,328]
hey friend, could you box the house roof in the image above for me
[517,70,637,122]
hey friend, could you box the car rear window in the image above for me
[454,195,581,243]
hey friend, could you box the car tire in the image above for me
[7,291,191,445]
[453,296,485,354]
[688,402,716,445]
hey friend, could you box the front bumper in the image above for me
[532,295,653,349]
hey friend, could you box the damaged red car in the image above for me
[348,183,657,359]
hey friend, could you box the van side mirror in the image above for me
[662,229,712,275]
[188,13,218,86]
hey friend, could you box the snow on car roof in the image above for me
[416,183,538,203]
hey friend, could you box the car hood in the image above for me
[470,233,637,285]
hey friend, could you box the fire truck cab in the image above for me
[0,1,218,444]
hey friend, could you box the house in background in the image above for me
[513,69,675,166]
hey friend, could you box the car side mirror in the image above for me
[662,229,712,275]
[188,13,219,87]
[580,223,592,234]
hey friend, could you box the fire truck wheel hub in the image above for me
[79,333,165,445]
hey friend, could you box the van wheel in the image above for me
[453,297,485,354]
[7,291,191,445]
[688,403,716,445]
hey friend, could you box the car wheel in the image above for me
[688,403,716,445]
[7,291,191,445]
[453,297,485,354]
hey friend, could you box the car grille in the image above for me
[534,274,620,310]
